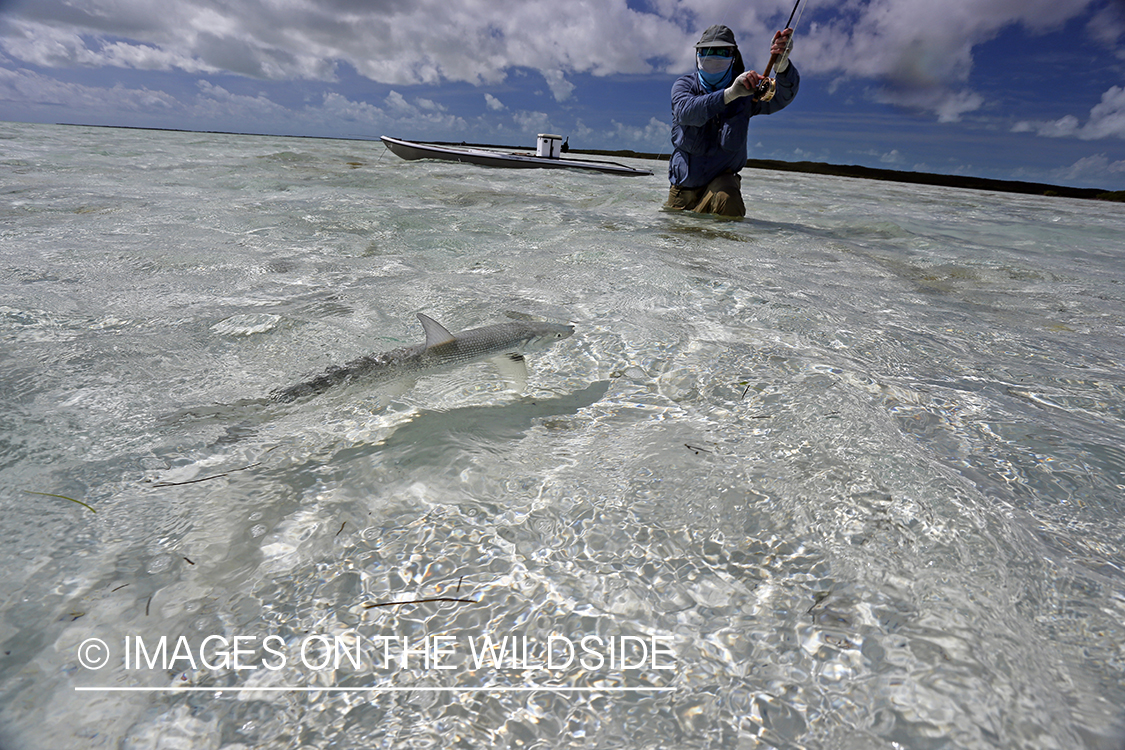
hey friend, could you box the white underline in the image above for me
[75,685,675,693]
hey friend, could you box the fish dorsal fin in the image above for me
[417,313,457,349]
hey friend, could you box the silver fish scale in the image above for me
[433,321,540,363]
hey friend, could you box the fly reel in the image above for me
[755,77,777,102]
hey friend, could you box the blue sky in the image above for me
[1,0,1123,190]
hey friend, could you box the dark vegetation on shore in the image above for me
[575,148,1124,203]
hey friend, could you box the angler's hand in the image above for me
[772,27,794,72]
[723,70,762,103]
[771,28,793,56]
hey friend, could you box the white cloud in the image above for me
[541,70,575,102]
[795,0,1097,120]
[1012,115,1080,138]
[0,65,179,112]
[0,21,111,68]
[611,116,669,150]
[1083,85,1125,139]
[569,118,594,141]
[0,0,691,102]
[380,90,460,127]
[873,85,984,123]
[484,93,505,111]
[1054,153,1125,185]
[320,92,384,125]
[383,90,415,115]
[1013,86,1125,140]
[414,97,445,112]
[512,109,551,132]
[0,65,470,138]
[0,0,1110,123]
[1087,2,1125,57]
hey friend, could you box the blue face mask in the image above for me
[696,52,734,91]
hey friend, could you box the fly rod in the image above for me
[755,0,804,101]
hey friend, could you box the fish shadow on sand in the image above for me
[339,379,610,467]
[154,312,594,484]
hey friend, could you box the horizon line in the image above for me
[39,121,1115,199]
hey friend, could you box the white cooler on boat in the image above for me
[536,134,563,159]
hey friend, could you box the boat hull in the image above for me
[380,136,653,177]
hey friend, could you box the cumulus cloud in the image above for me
[1084,85,1125,139]
[0,0,1111,124]
[541,70,575,102]
[194,79,290,123]
[512,109,551,132]
[373,90,466,134]
[320,92,384,125]
[1013,86,1125,140]
[484,93,505,111]
[1053,153,1125,184]
[796,0,1097,119]
[0,64,468,137]
[873,85,984,123]
[1012,115,1081,138]
[0,65,179,112]
[1087,1,1125,56]
[0,0,690,101]
[612,116,669,148]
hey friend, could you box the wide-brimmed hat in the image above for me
[694,25,737,49]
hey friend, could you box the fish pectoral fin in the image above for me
[381,376,416,402]
[490,352,529,392]
[417,313,457,349]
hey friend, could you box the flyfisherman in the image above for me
[664,24,799,218]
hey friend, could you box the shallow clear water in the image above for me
[2,121,1124,749]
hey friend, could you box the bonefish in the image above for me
[270,312,574,403]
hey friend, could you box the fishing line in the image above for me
[755,0,805,101]
[785,0,805,31]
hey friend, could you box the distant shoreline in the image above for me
[56,123,1124,203]
[574,148,1123,203]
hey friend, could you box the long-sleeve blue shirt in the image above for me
[668,64,799,188]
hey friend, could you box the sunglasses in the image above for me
[697,47,735,58]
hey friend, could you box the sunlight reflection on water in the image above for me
[1,122,1124,749]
